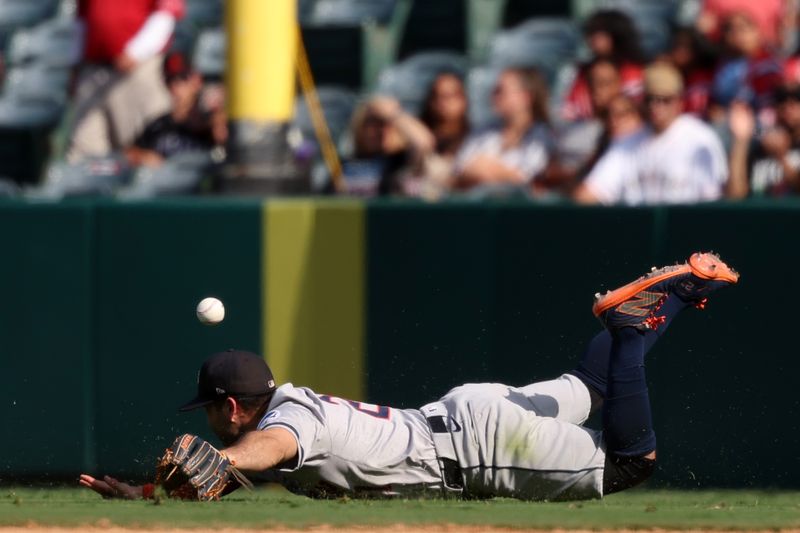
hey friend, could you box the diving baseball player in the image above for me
[80,252,739,501]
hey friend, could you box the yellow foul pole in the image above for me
[224,0,306,193]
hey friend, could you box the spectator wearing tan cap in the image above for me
[576,63,728,205]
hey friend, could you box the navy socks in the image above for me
[602,327,656,456]
[569,293,692,457]
[570,294,689,398]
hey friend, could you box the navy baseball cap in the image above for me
[179,349,277,411]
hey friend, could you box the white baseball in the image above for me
[196,297,225,325]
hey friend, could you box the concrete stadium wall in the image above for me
[0,198,797,489]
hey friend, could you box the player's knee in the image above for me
[602,453,656,495]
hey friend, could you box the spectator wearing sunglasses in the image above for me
[728,86,800,198]
[576,63,727,205]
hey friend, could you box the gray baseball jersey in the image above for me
[257,374,605,500]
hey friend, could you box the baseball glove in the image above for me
[155,433,253,500]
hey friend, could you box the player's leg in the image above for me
[600,326,657,493]
[520,293,695,425]
[571,253,739,409]
[518,374,592,424]
[569,293,689,410]
[590,252,738,494]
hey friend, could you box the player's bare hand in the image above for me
[79,474,142,499]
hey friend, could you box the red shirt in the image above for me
[562,62,643,121]
[683,68,714,116]
[79,0,184,62]
[701,0,785,47]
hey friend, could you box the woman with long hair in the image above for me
[454,67,553,189]
[562,10,645,121]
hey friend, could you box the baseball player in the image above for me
[80,251,738,501]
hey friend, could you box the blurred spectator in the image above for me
[665,27,719,116]
[697,0,790,50]
[420,72,470,159]
[340,97,432,196]
[576,64,728,205]
[711,12,782,112]
[574,95,647,204]
[416,72,470,186]
[562,10,644,121]
[454,68,554,190]
[728,87,800,197]
[549,58,624,190]
[68,0,185,162]
[125,52,226,168]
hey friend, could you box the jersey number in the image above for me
[319,395,391,420]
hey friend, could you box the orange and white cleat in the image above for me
[593,252,739,330]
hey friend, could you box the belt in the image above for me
[421,402,464,494]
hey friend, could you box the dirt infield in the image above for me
[0,523,800,533]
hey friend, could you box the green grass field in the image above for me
[1,487,799,530]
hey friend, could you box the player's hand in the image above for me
[79,474,142,499]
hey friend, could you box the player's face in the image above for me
[205,402,241,446]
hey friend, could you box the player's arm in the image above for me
[222,427,298,472]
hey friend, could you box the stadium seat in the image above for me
[487,18,580,85]
[192,27,225,79]
[0,95,62,128]
[7,18,82,68]
[466,66,500,130]
[307,0,397,26]
[26,156,132,198]
[3,66,70,106]
[293,86,357,146]
[0,0,59,35]
[375,51,468,114]
[118,151,214,198]
[298,0,316,24]
[183,0,223,28]
[0,177,19,196]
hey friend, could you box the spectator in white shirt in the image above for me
[454,68,554,190]
[575,63,728,205]
[574,94,648,204]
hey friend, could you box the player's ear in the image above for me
[224,397,238,421]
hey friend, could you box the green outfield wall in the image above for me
[0,198,797,489]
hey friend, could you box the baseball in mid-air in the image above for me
[196,297,225,325]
